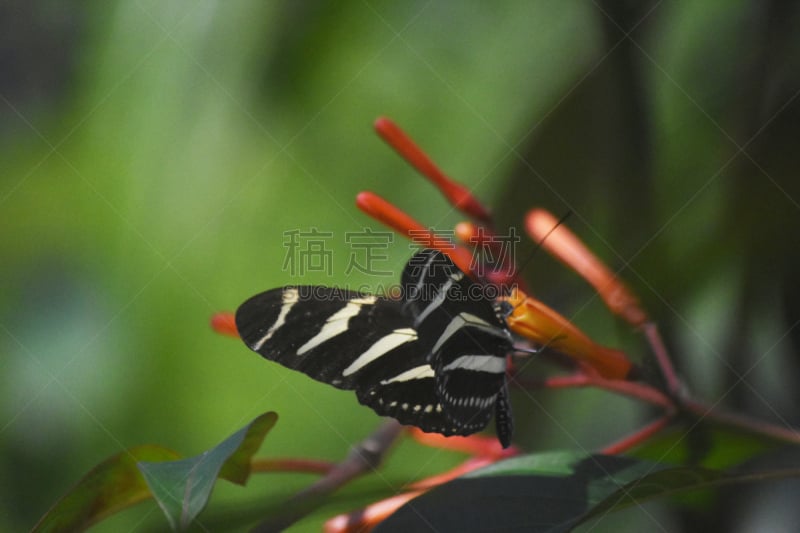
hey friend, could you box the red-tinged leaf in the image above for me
[218,412,278,484]
[137,412,277,530]
[32,444,181,533]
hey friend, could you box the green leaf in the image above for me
[375,452,662,532]
[375,451,800,532]
[137,412,277,531]
[628,418,784,469]
[32,444,181,533]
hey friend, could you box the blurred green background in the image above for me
[3,1,800,531]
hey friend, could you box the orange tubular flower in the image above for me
[525,209,648,327]
[355,191,475,275]
[407,427,518,460]
[502,288,633,380]
[374,117,492,224]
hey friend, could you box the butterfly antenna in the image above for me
[501,210,572,306]
[516,210,572,276]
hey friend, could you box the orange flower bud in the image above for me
[210,312,238,337]
[374,117,492,223]
[356,191,474,274]
[525,209,648,326]
[454,221,479,244]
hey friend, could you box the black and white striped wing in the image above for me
[235,249,517,446]
[401,249,514,444]
[235,286,461,435]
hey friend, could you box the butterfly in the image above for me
[235,248,515,447]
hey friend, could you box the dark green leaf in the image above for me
[137,412,277,531]
[32,445,181,533]
[628,419,783,469]
[375,452,664,532]
[375,451,800,532]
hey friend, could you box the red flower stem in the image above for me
[250,458,335,475]
[408,456,498,490]
[601,414,675,455]
[535,373,674,409]
[534,372,800,448]
[683,398,800,446]
[642,322,682,398]
[455,221,527,289]
[374,117,492,223]
[251,420,404,532]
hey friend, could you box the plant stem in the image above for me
[642,322,682,396]
[601,414,675,455]
[535,373,674,409]
[250,420,403,533]
[683,398,800,446]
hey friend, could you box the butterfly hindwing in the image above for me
[401,249,513,435]
[356,365,467,436]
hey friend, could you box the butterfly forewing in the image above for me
[236,286,411,388]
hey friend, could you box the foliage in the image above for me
[3,1,800,531]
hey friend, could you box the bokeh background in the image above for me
[3,1,800,531]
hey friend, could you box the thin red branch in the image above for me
[454,221,527,289]
[408,456,497,490]
[250,420,404,533]
[683,399,800,446]
[642,322,682,397]
[529,373,674,409]
[601,414,675,455]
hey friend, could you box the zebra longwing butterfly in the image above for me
[235,248,515,447]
